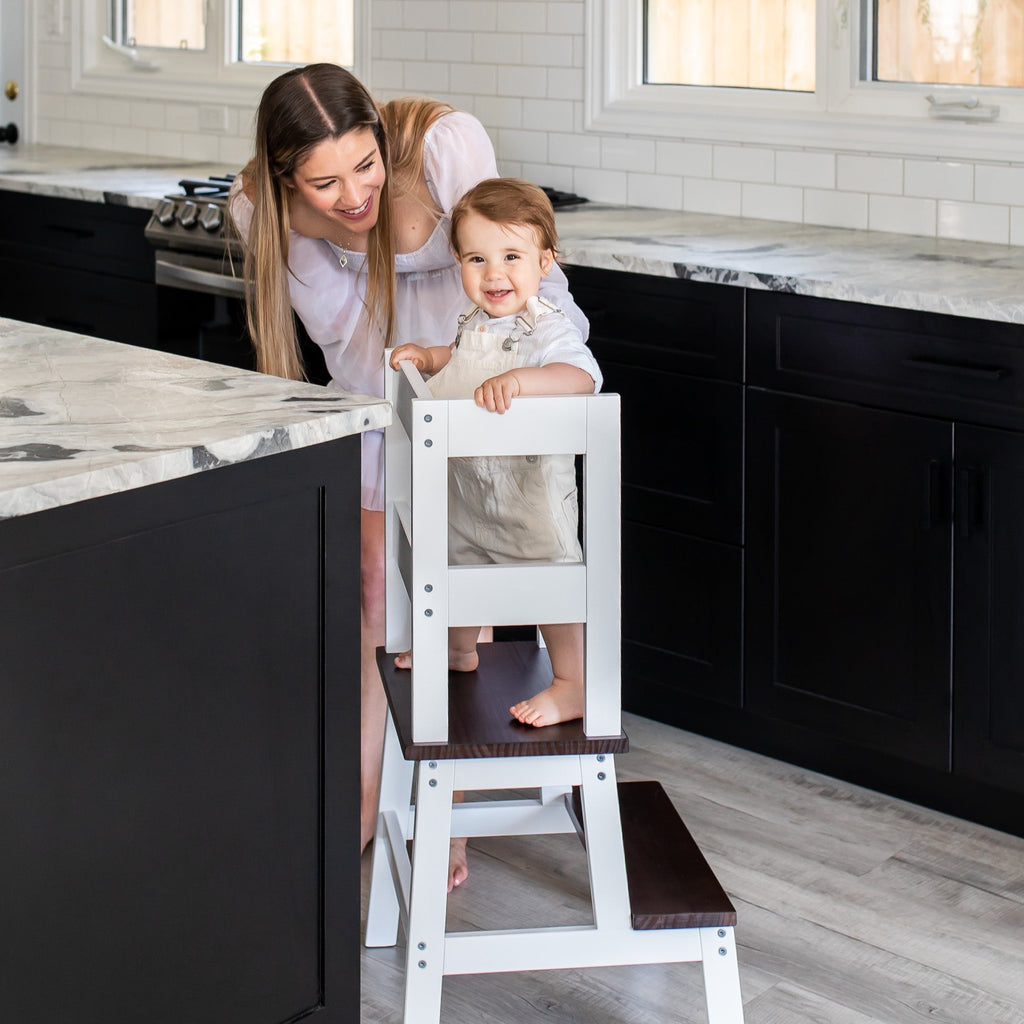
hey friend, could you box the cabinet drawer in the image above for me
[748,291,1024,429]
[566,265,743,382]
[0,192,153,281]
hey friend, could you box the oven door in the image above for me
[154,249,245,298]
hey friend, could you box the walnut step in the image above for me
[376,640,628,760]
[569,780,737,930]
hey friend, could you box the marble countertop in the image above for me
[0,318,391,520]
[3,143,1024,324]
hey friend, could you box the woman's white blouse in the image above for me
[231,110,590,510]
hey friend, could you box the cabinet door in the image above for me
[745,389,953,769]
[621,521,742,716]
[954,425,1024,794]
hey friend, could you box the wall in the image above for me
[30,0,1024,245]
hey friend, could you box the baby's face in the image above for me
[455,211,554,319]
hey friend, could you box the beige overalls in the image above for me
[427,299,583,566]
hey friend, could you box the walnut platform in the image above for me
[377,640,629,760]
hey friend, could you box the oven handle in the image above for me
[155,257,246,298]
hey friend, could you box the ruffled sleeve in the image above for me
[422,111,499,214]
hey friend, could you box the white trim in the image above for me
[70,0,370,106]
[586,0,1024,162]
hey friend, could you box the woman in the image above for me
[230,64,589,889]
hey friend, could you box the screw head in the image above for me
[718,929,727,938]
[428,779,437,787]
[424,439,433,447]
[424,584,433,592]
[597,772,606,781]
[424,414,432,422]
[596,754,605,762]
[718,947,728,957]
[418,960,427,969]
[417,942,426,950]
[428,762,437,769]
[425,608,433,617]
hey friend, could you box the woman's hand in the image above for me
[475,371,521,414]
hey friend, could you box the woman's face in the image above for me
[285,127,386,237]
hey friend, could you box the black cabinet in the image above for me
[0,439,361,1024]
[567,265,744,715]
[953,424,1024,794]
[0,190,163,346]
[745,389,952,770]
[747,290,1024,820]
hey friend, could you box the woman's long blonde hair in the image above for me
[236,64,452,381]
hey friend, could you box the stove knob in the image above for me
[156,199,177,226]
[199,203,223,232]
[178,200,199,228]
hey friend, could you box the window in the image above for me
[586,0,1024,160]
[74,0,362,103]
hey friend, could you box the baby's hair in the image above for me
[450,177,559,257]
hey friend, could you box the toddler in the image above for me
[389,177,602,728]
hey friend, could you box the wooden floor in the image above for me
[360,711,1024,1023]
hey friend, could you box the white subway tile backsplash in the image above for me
[657,141,712,178]
[685,178,742,217]
[496,127,549,164]
[497,2,540,32]
[451,64,499,96]
[547,2,585,35]
[775,150,835,190]
[473,32,523,64]
[869,194,936,236]
[369,61,405,92]
[402,1,451,29]
[628,173,683,210]
[426,32,468,63]
[937,200,1009,244]
[1010,208,1024,246]
[371,0,404,28]
[836,154,903,195]
[499,66,549,99]
[523,33,575,68]
[473,96,523,130]
[404,61,451,93]
[904,159,973,201]
[521,162,573,191]
[742,183,803,223]
[804,189,868,230]
[450,1,498,31]
[549,132,601,168]
[547,68,583,102]
[523,98,574,133]
[377,29,428,61]
[180,133,224,163]
[574,168,629,205]
[713,145,774,184]
[975,165,1024,206]
[146,131,183,158]
[130,103,165,130]
[601,137,655,174]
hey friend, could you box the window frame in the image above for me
[585,0,1024,162]
[72,0,367,105]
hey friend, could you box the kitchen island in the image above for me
[0,318,390,1024]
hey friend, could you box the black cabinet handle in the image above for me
[903,356,1009,381]
[956,466,987,538]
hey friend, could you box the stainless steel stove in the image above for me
[145,175,244,297]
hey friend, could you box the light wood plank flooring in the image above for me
[361,712,1024,1023]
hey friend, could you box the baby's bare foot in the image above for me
[393,648,479,672]
[448,837,468,892]
[509,677,584,728]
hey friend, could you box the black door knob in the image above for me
[0,123,19,145]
